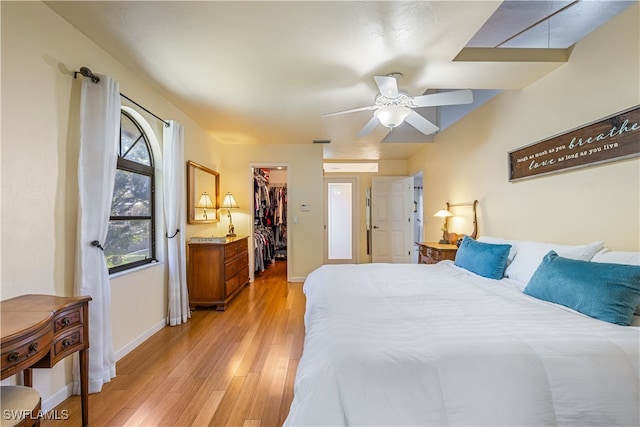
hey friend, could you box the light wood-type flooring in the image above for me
[42,260,304,426]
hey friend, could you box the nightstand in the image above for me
[417,242,458,264]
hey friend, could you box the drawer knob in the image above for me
[28,342,38,354]
[7,351,20,362]
[62,339,72,348]
[61,317,71,326]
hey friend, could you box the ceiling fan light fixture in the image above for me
[374,105,411,128]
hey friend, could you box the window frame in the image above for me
[106,110,157,274]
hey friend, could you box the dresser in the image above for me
[418,242,458,264]
[188,236,250,310]
[1,294,91,427]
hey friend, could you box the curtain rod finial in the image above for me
[78,66,100,84]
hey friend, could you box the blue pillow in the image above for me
[454,236,512,280]
[523,251,640,326]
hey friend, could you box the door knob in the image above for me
[373,225,379,229]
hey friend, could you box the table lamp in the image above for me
[221,192,239,236]
[433,208,453,244]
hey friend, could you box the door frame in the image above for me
[412,171,424,264]
[323,176,359,264]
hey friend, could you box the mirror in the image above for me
[446,200,478,244]
[187,160,220,224]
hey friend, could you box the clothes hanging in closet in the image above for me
[254,169,287,270]
[253,225,275,272]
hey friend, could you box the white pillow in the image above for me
[476,236,518,266]
[504,240,605,284]
[591,248,640,265]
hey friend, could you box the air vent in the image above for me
[313,139,331,144]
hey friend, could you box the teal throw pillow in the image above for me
[523,251,640,326]
[454,236,512,280]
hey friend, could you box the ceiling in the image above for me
[45,1,634,161]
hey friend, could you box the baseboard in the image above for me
[289,276,306,282]
[114,318,167,361]
[42,383,74,412]
[41,318,167,412]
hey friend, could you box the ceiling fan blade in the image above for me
[357,116,380,137]
[374,75,399,99]
[404,111,440,135]
[322,105,377,117]
[411,89,473,108]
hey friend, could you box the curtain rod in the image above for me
[74,66,170,128]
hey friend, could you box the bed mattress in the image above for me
[284,261,640,426]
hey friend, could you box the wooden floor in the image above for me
[43,260,305,427]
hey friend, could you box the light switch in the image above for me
[300,204,311,211]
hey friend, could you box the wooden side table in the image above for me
[417,242,458,264]
[1,294,91,427]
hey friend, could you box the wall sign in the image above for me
[509,105,639,182]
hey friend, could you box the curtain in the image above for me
[163,121,190,325]
[73,74,119,394]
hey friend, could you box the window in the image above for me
[104,110,155,273]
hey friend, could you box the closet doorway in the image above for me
[250,164,289,283]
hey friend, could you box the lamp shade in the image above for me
[374,106,411,128]
[221,192,239,209]
[433,209,453,218]
[196,192,215,209]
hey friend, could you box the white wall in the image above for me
[1,1,223,407]
[410,3,640,251]
[218,143,324,281]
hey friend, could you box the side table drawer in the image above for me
[54,307,83,333]
[52,327,85,364]
[1,327,52,378]
[418,243,458,264]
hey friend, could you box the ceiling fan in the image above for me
[323,73,474,137]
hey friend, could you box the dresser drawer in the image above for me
[224,241,240,259]
[225,253,248,278]
[224,238,249,260]
[225,274,240,296]
[236,237,248,254]
[226,266,250,296]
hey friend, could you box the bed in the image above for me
[284,237,640,426]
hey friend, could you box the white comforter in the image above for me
[284,262,640,426]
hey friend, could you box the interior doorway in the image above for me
[250,164,289,282]
[371,176,413,263]
[323,177,358,264]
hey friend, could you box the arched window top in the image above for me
[105,110,156,274]
[120,110,152,167]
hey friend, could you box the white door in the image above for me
[371,176,413,263]
[324,178,358,264]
